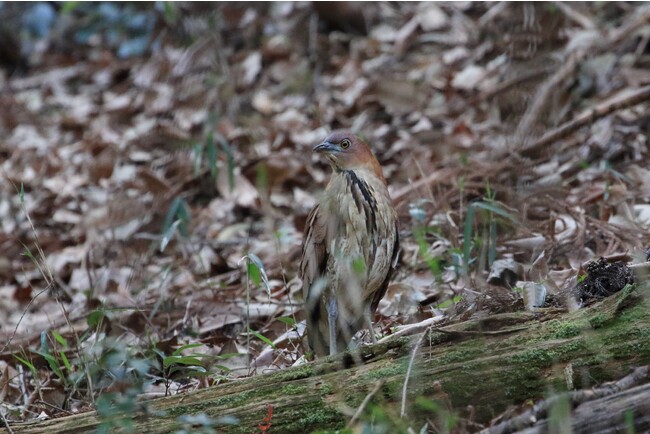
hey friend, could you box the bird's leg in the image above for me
[327,296,338,356]
[365,308,377,344]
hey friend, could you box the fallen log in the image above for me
[2,283,649,433]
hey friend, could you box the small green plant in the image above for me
[435,295,463,310]
[248,328,277,349]
[35,330,72,388]
[96,389,143,434]
[276,316,296,327]
[577,273,587,283]
[14,349,40,388]
[192,130,235,190]
[240,253,272,368]
[155,343,209,395]
[462,196,518,276]
[413,225,442,279]
[161,197,191,252]
[242,253,271,295]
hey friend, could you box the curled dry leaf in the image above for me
[241,51,262,87]
[451,64,486,90]
[418,3,448,31]
[487,257,523,288]
[378,282,426,317]
[216,163,259,209]
[554,214,578,243]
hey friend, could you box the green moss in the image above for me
[547,320,584,339]
[507,364,547,396]
[272,364,314,382]
[280,384,308,395]
[165,401,212,418]
[549,374,569,392]
[319,383,332,396]
[428,331,453,345]
[589,313,609,329]
[510,348,554,366]
[553,339,587,361]
[380,380,402,399]
[100,288,650,432]
[312,430,353,434]
[577,364,609,386]
[437,343,485,364]
[358,361,406,382]
[616,305,647,324]
[279,400,344,432]
[212,390,254,408]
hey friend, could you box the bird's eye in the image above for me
[340,139,351,149]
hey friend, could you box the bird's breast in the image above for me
[323,170,397,297]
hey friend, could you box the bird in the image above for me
[300,130,399,357]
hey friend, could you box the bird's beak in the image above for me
[313,141,338,154]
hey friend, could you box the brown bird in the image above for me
[300,131,399,357]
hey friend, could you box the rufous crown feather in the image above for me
[313,130,386,183]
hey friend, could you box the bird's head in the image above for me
[313,130,385,181]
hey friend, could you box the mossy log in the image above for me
[3,284,650,433]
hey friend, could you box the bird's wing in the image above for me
[300,204,332,356]
[370,219,400,313]
[300,204,328,301]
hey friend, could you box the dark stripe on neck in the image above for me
[345,170,378,233]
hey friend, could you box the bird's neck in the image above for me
[326,168,389,207]
[332,165,386,186]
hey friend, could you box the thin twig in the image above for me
[514,49,585,141]
[609,6,650,47]
[35,399,74,416]
[554,2,596,29]
[400,330,427,418]
[431,325,530,337]
[478,2,508,28]
[523,84,650,155]
[392,168,456,205]
[0,287,49,354]
[346,379,385,428]
[478,67,552,102]
[630,262,650,272]
[514,5,650,148]
[377,316,447,343]
[0,408,14,434]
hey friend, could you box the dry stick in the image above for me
[514,5,650,146]
[0,287,48,354]
[377,316,447,343]
[630,262,650,272]
[478,1,508,28]
[480,365,650,434]
[553,1,596,29]
[346,380,385,428]
[522,84,650,156]
[514,48,585,141]
[609,6,650,47]
[431,325,530,337]
[15,364,28,415]
[35,399,74,416]
[0,409,14,434]
[400,330,428,418]
[392,168,456,205]
[478,67,552,102]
